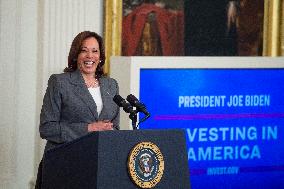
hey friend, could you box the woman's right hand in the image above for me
[87,120,114,132]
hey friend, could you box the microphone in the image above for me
[113,95,135,114]
[126,94,150,116]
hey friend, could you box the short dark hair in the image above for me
[64,31,106,78]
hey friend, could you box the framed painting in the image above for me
[104,0,283,73]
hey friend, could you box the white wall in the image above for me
[0,0,103,188]
[0,0,38,188]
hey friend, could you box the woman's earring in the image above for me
[72,59,77,64]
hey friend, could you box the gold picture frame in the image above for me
[104,0,283,73]
[103,0,122,74]
[263,0,283,56]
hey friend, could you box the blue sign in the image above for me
[139,68,284,189]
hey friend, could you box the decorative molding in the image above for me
[41,0,99,88]
[0,0,20,184]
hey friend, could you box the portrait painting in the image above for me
[184,0,264,56]
[104,0,275,67]
[122,0,184,56]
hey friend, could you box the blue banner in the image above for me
[139,68,284,189]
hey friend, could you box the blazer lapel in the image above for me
[69,70,98,119]
[98,77,111,119]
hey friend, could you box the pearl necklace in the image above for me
[85,78,99,88]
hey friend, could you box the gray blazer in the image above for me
[40,69,120,151]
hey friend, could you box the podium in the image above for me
[42,129,190,189]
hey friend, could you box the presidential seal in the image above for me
[128,142,164,188]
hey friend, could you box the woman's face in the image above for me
[77,37,100,76]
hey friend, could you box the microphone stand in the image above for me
[129,110,138,130]
[129,110,150,130]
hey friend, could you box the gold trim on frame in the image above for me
[281,0,284,55]
[103,0,122,75]
[263,0,283,56]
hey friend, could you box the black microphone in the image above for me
[113,95,135,114]
[126,94,150,116]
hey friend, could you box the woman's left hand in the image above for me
[87,120,113,132]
